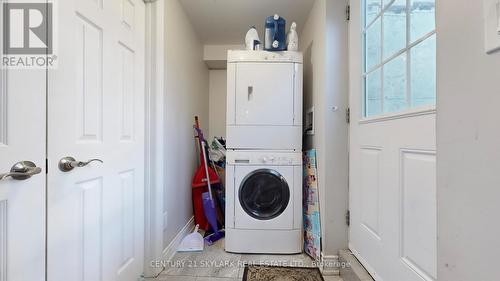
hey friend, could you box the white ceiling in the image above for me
[178,0,315,45]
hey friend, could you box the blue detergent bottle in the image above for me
[264,14,287,51]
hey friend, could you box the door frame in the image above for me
[143,0,165,277]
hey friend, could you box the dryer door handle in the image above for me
[247,86,253,101]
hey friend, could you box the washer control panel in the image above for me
[227,150,302,166]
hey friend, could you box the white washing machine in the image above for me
[225,150,303,254]
[226,50,303,151]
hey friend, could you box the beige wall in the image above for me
[324,0,349,257]
[300,0,326,152]
[208,70,227,141]
[300,0,349,258]
[437,1,500,280]
[163,0,209,249]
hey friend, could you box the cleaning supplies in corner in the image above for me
[192,117,225,246]
[245,26,260,50]
[287,22,299,51]
[192,117,221,231]
[210,137,226,164]
[177,225,204,252]
[200,140,225,245]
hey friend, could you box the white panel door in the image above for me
[349,116,436,281]
[0,3,46,281]
[235,63,294,125]
[47,0,145,280]
[348,1,437,281]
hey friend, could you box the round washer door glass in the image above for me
[239,169,290,220]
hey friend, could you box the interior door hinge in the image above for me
[45,158,48,174]
[346,210,350,226]
[346,5,351,21]
[346,107,351,124]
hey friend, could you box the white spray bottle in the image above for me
[245,26,260,50]
[287,22,299,51]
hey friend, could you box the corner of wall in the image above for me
[162,0,209,251]
[300,0,350,258]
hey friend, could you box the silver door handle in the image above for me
[58,156,103,172]
[0,161,42,181]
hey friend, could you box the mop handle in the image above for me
[201,140,215,205]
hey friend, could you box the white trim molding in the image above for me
[161,217,195,261]
[143,0,166,277]
[339,249,375,281]
[349,245,381,281]
[0,1,5,146]
[0,201,7,281]
[360,105,436,124]
[320,253,341,276]
[143,218,195,278]
[0,69,6,146]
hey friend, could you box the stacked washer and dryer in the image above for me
[225,50,303,254]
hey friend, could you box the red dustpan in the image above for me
[192,163,219,188]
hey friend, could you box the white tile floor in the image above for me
[152,239,343,281]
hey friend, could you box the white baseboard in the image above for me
[143,218,195,278]
[321,253,340,276]
[161,216,195,261]
[339,249,375,281]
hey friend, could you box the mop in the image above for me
[192,126,220,231]
[200,140,225,245]
[177,224,204,252]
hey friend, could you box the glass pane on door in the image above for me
[383,0,407,59]
[410,0,435,42]
[366,0,381,26]
[363,0,436,118]
[411,34,436,107]
[365,69,382,116]
[383,53,408,113]
[365,18,382,71]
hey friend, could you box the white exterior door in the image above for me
[47,0,145,280]
[348,1,437,281]
[235,63,295,125]
[0,4,46,280]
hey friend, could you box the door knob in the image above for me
[0,161,42,181]
[58,157,103,172]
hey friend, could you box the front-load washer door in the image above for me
[234,166,294,230]
[240,169,290,220]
